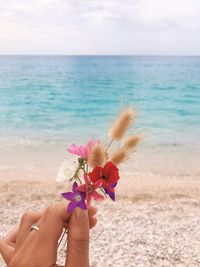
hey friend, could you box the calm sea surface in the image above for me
[0,56,200,150]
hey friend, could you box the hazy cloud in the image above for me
[0,0,200,54]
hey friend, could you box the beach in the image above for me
[0,167,200,267]
[0,137,200,267]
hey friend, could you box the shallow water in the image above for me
[0,56,200,147]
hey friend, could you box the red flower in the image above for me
[89,161,120,190]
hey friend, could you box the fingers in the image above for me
[65,208,90,267]
[26,202,71,258]
[6,204,72,267]
[34,202,71,245]
[0,239,15,266]
[15,211,42,251]
[3,227,18,244]
[0,228,18,266]
[88,206,97,229]
[16,202,72,266]
[88,206,97,217]
[1,203,97,267]
[32,203,96,247]
[89,216,97,229]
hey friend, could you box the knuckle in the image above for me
[42,204,67,228]
[45,205,57,215]
[44,205,59,220]
[44,203,67,223]
[21,211,35,224]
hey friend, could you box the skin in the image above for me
[0,202,97,267]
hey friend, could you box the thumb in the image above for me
[65,208,89,267]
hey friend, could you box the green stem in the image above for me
[100,186,107,198]
[77,177,82,184]
[86,162,88,173]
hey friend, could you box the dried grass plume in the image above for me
[109,108,135,141]
[123,134,141,151]
[88,143,106,168]
[110,148,129,166]
[110,135,141,165]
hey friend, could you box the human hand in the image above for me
[0,203,97,267]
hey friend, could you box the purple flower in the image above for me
[62,182,87,213]
[104,183,117,201]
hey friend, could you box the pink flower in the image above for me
[77,175,104,208]
[67,140,99,159]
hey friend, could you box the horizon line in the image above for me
[0,54,200,57]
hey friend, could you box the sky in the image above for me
[0,0,200,55]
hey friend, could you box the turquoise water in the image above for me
[0,56,200,149]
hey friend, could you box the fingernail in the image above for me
[75,208,88,222]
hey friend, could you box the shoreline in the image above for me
[1,143,200,177]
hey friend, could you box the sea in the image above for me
[0,56,200,174]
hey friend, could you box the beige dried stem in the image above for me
[88,143,106,168]
[108,108,135,141]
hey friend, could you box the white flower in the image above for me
[56,159,76,183]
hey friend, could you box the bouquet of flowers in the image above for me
[61,108,141,213]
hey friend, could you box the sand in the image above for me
[0,170,200,267]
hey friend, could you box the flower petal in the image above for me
[67,141,100,159]
[89,166,102,183]
[86,194,92,208]
[84,174,90,185]
[72,182,78,192]
[67,144,80,155]
[78,191,86,199]
[67,144,77,152]
[102,161,120,185]
[92,191,104,202]
[67,201,78,213]
[85,140,100,158]
[77,184,86,192]
[112,182,118,188]
[94,179,103,189]
[81,145,89,159]
[106,185,114,192]
[78,200,87,210]
[62,192,74,201]
[104,187,115,201]
[67,144,86,158]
